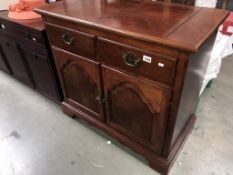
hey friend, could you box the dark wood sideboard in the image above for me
[0,11,62,103]
[35,1,228,174]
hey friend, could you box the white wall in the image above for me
[0,0,18,11]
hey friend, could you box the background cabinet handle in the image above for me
[1,24,6,29]
[122,52,141,67]
[62,33,75,45]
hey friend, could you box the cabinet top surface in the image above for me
[34,0,228,52]
[0,11,45,31]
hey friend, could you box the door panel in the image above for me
[22,47,60,101]
[110,83,155,142]
[0,38,32,86]
[52,47,104,121]
[0,43,11,74]
[103,66,171,154]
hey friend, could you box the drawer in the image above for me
[46,24,95,58]
[0,19,28,38]
[0,19,44,47]
[97,38,177,86]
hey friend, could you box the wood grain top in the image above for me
[34,0,229,52]
[0,11,45,31]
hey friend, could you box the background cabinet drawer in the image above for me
[0,19,44,47]
[97,38,177,86]
[46,24,95,59]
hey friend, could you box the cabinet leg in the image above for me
[148,160,169,175]
[62,102,77,119]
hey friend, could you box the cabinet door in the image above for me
[0,44,11,74]
[0,38,32,86]
[21,47,60,102]
[52,48,104,121]
[103,66,171,154]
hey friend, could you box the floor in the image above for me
[0,56,233,175]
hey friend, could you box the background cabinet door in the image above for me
[103,66,171,154]
[21,47,60,102]
[0,38,32,86]
[0,44,11,74]
[52,48,104,121]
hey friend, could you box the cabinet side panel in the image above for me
[171,33,216,146]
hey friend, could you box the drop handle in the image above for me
[95,93,108,103]
[122,52,141,67]
[62,33,75,45]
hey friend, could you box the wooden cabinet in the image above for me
[0,11,62,103]
[35,1,228,174]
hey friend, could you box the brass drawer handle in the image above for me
[95,92,107,103]
[123,52,141,67]
[62,33,75,45]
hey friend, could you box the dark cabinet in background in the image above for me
[0,37,32,86]
[0,11,62,103]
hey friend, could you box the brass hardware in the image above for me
[95,92,107,103]
[102,97,108,103]
[122,52,141,67]
[62,33,75,45]
[95,95,101,101]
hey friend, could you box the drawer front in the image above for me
[97,38,177,86]
[46,24,95,58]
[0,19,44,47]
